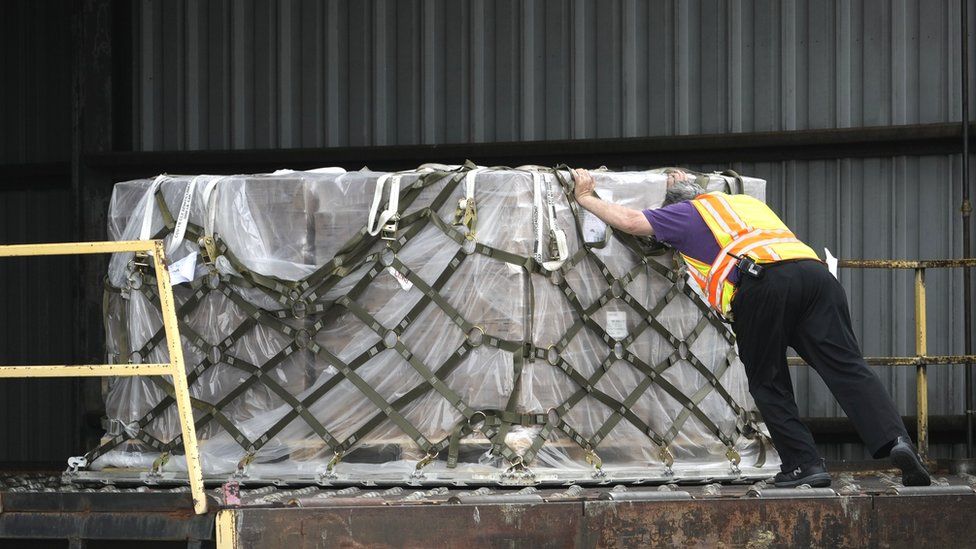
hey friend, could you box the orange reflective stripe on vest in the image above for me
[706,231,803,308]
[695,193,751,238]
[683,192,820,316]
[681,253,710,288]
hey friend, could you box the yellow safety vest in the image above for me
[680,192,820,317]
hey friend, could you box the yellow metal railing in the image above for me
[788,258,976,459]
[0,240,207,514]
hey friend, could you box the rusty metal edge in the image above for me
[217,492,976,548]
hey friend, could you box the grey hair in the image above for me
[663,179,704,206]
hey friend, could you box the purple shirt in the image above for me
[642,201,740,284]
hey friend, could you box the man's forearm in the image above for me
[577,195,654,237]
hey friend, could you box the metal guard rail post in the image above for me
[787,257,976,459]
[0,240,207,515]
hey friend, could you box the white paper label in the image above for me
[388,267,414,291]
[169,252,199,285]
[606,311,628,340]
[824,248,838,280]
[582,190,612,244]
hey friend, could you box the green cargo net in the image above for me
[89,164,770,482]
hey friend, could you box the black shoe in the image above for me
[889,436,931,487]
[773,459,832,488]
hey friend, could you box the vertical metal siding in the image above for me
[124,0,975,459]
[0,189,80,463]
[131,0,974,149]
[0,0,79,464]
[0,0,72,163]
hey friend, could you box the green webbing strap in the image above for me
[349,342,477,463]
[720,169,744,195]
[154,191,176,229]
[632,353,733,447]
[445,418,473,468]
[139,374,255,454]
[320,346,435,454]
[299,169,467,296]
[613,232,735,342]
[542,348,667,447]
[519,411,557,465]
[589,373,657,446]
[102,278,131,363]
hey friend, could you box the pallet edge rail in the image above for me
[787,257,976,459]
[0,240,207,515]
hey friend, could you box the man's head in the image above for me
[663,171,703,206]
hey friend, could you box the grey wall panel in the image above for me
[0,187,80,463]
[0,0,78,464]
[130,0,975,150]
[0,0,72,164]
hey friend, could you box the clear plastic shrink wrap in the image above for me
[89,165,779,484]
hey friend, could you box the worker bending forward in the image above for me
[572,168,930,487]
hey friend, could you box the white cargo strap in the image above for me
[464,168,482,205]
[530,171,568,271]
[366,174,402,239]
[418,163,463,172]
[200,176,242,277]
[532,171,546,263]
[168,175,205,256]
[138,175,170,253]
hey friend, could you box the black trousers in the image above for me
[730,259,908,470]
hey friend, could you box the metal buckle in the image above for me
[660,446,675,477]
[547,230,560,260]
[726,447,742,475]
[318,450,344,482]
[198,235,219,264]
[381,216,400,241]
[147,452,170,483]
[233,451,256,479]
[411,450,439,479]
[501,456,536,484]
[585,447,606,479]
[65,456,88,475]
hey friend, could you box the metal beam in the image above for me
[0,364,172,378]
[0,162,72,191]
[804,415,970,444]
[83,122,976,179]
[0,240,162,257]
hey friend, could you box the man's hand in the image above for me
[568,167,653,237]
[572,168,596,202]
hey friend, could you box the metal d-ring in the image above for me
[546,345,559,366]
[467,410,487,431]
[467,325,486,347]
[545,407,560,425]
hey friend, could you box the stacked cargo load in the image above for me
[84,164,778,485]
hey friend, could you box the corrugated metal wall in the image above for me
[0,0,80,463]
[0,190,79,463]
[0,0,72,163]
[131,0,974,149]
